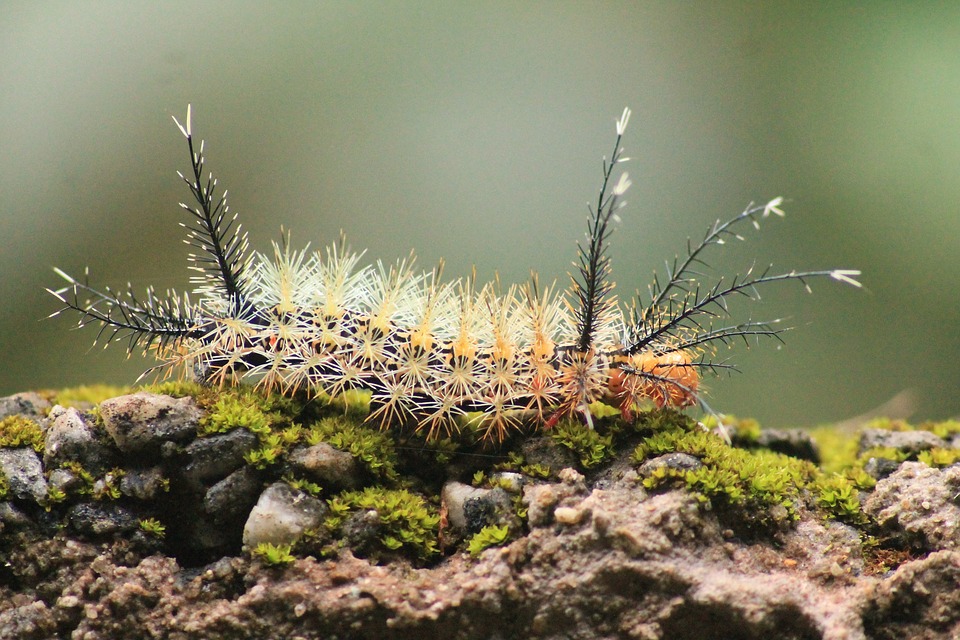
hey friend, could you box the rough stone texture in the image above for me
[858,428,946,456]
[441,482,517,547]
[4,476,960,640]
[0,392,51,421]
[242,482,327,548]
[756,428,821,463]
[637,452,703,477]
[44,406,111,472]
[4,388,960,638]
[288,442,361,490]
[863,461,960,551]
[180,428,258,490]
[204,466,262,526]
[0,447,47,502]
[99,392,202,455]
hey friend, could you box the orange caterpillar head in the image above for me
[606,350,699,419]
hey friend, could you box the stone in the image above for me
[863,461,960,551]
[204,466,262,525]
[0,392,51,420]
[119,466,167,501]
[755,428,821,462]
[242,482,327,548]
[44,406,111,472]
[0,447,48,502]
[67,502,138,537]
[637,452,702,478]
[858,428,946,457]
[288,442,360,489]
[440,481,514,536]
[99,393,202,455]
[180,428,258,489]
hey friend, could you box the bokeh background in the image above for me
[2,2,958,428]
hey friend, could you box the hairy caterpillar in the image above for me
[50,107,861,442]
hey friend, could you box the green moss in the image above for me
[56,462,129,501]
[0,416,44,452]
[814,473,868,524]
[283,474,323,497]
[0,471,7,501]
[551,420,614,469]
[140,379,206,398]
[306,416,400,483]
[200,392,274,436]
[320,388,373,420]
[251,542,296,566]
[59,461,95,496]
[43,484,67,509]
[466,524,512,557]
[138,517,167,538]
[703,414,761,443]
[926,420,960,439]
[326,486,440,560]
[243,425,304,469]
[494,451,551,480]
[93,468,125,500]
[635,424,818,525]
[917,447,960,468]
[53,384,131,407]
[809,425,859,475]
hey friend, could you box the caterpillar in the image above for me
[50,106,861,442]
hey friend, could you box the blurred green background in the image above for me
[2,2,958,428]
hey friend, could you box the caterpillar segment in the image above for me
[50,106,861,442]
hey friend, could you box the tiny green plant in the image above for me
[138,518,167,538]
[251,542,296,566]
[466,524,512,558]
[0,416,45,452]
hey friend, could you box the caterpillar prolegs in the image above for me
[50,107,861,442]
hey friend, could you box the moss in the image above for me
[53,384,131,408]
[926,420,960,439]
[0,415,44,452]
[43,484,67,509]
[326,486,440,561]
[635,423,818,526]
[92,468,125,500]
[57,462,129,501]
[283,474,323,497]
[305,416,400,483]
[917,447,960,468]
[251,542,296,566]
[494,451,551,480]
[703,414,761,443]
[0,471,7,501]
[140,379,206,399]
[466,524,512,557]
[138,517,167,538]
[200,392,274,436]
[809,425,859,475]
[551,420,614,469]
[814,473,868,524]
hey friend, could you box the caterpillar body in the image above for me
[50,107,861,442]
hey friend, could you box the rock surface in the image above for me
[3,389,960,639]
